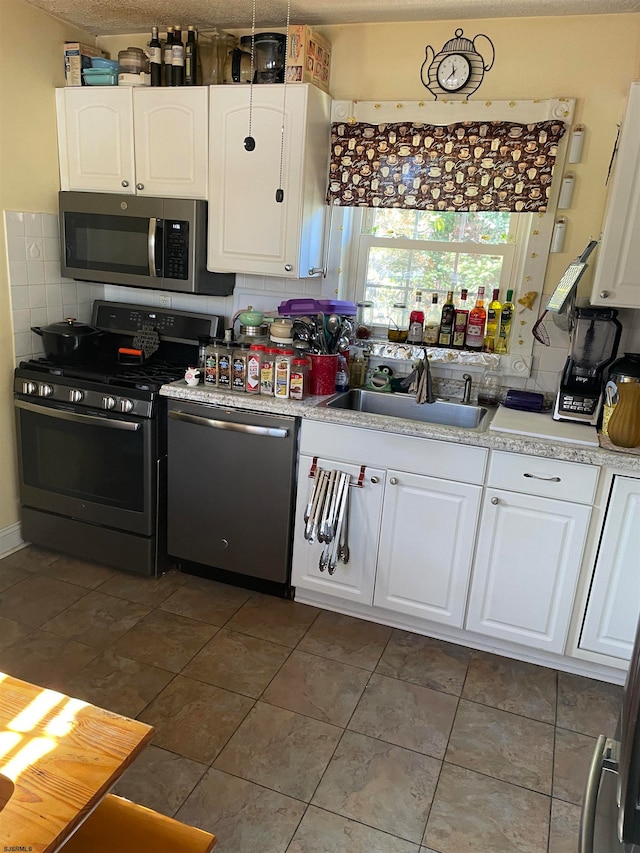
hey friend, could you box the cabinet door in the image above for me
[373,471,481,627]
[580,476,640,661]
[466,489,591,653]
[133,88,208,198]
[291,456,385,605]
[208,85,315,277]
[59,88,134,193]
[591,82,640,308]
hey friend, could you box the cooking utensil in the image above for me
[339,487,350,564]
[31,317,103,364]
[329,474,350,575]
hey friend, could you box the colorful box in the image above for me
[286,25,331,94]
[64,42,108,86]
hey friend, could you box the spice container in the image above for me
[204,337,219,386]
[260,347,279,396]
[232,343,249,392]
[274,348,295,398]
[246,344,264,394]
[290,358,309,400]
[217,343,233,390]
[388,303,409,343]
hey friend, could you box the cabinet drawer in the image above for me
[487,451,599,504]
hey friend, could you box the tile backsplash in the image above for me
[6,208,640,392]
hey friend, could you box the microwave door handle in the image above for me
[148,217,158,277]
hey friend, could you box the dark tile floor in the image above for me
[0,545,624,853]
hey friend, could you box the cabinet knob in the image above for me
[491,496,499,505]
[599,290,609,299]
[221,539,229,548]
[389,477,399,485]
[284,264,293,272]
[121,180,129,188]
[370,476,379,484]
[136,183,144,191]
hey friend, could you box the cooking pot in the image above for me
[31,318,102,364]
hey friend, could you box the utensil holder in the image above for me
[309,354,338,396]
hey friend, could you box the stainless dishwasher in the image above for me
[167,399,298,587]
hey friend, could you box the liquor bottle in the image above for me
[465,287,487,351]
[438,290,456,347]
[407,291,425,343]
[185,26,198,85]
[423,293,440,345]
[163,27,174,86]
[172,25,184,86]
[452,288,469,349]
[149,27,162,87]
[495,289,515,353]
[483,288,502,352]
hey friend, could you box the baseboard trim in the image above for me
[0,522,26,559]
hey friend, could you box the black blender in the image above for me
[553,307,622,425]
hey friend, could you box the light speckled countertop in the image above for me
[161,381,640,474]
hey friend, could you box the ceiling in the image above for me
[23,0,640,35]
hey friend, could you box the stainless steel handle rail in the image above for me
[148,217,158,277]
[523,473,561,482]
[579,735,609,853]
[169,409,289,438]
[15,399,141,431]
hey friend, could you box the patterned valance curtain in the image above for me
[326,119,567,212]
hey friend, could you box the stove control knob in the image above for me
[102,396,117,410]
[38,384,53,397]
[69,389,84,403]
[22,381,38,395]
[120,399,134,413]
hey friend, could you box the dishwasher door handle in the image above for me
[169,409,290,438]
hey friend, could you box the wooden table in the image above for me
[0,671,154,853]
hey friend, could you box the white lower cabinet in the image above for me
[290,455,385,605]
[373,471,481,627]
[579,476,640,661]
[466,488,592,654]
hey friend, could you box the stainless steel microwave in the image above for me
[59,191,235,296]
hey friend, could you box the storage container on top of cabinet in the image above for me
[591,81,640,309]
[207,84,331,278]
[56,87,209,199]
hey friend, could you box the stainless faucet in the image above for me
[462,373,473,404]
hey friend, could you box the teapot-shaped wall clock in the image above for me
[420,28,495,99]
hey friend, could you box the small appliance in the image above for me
[252,32,286,83]
[59,191,235,296]
[553,306,622,425]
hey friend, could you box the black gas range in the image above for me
[13,301,223,577]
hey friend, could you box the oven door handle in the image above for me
[169,409,289,438]
[148,217,158,278]
[15,399,141,431]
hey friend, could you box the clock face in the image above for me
[436,53,472,92]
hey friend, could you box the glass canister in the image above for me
[356,301,373,340]
[388,303,409,343]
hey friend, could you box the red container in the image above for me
[309,353,338,396]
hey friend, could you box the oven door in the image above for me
[60,191,162,288]
[14,397,157,536]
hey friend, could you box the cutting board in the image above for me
[489,405,599,446]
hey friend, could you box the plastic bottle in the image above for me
[335,353,350,392]
[204,337,219,386]
[232,343,249,392]
[217,342,233,390]
[465,287,487,351]
[246,344,264,394]
[290,358,309,400]
[274,348,294,398]
[260,347,278,396]
[407,291,425,344]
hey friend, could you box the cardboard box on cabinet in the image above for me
[286,26,331,93]
[64,42,108,86]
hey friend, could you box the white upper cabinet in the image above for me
[591,81,640,308]
[56,87,208,198]
[580,476,640,662]
[207,83,331,277]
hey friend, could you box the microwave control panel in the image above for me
[164,220,189,280]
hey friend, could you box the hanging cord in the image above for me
[243,0,257,151]
[275,0,291,202]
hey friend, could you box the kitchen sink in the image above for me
[318,389,490,430]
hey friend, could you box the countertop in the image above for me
[161,381,640,474]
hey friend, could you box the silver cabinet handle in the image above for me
[370,476,379,484]
[121,180,129,188]
[169,409,289,438]
[491,496,499,505]
[136,183,144,190]
[148,217,158,277]
[599,290,609,299]
[389,477,398,485]
[523,473,561,482]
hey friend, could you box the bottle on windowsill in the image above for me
[452,289,469,349]
[423,293,440,346]
[407,290,425,344]
[483,288,502,353]
[438,290,455,348]
[495,289,514,354]
[465,287,486,351]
